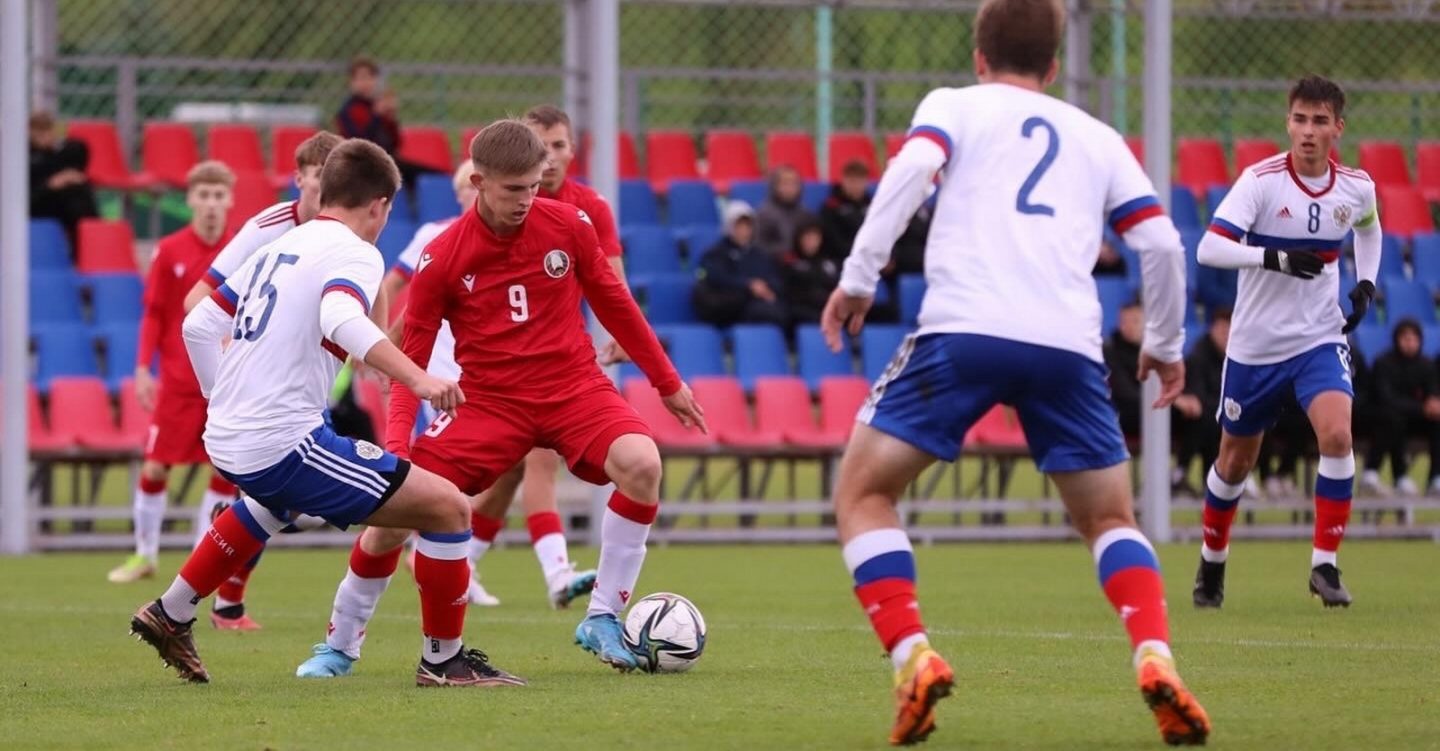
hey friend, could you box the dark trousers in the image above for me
[1365,408,1440,480]
[31,185,99,253]
[1175,414,1220,477]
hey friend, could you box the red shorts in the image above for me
[144,389,211,466]
[409,382,652,495]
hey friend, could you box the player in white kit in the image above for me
[822,1,1209,745]
[128,140,526,689]
[1192,76,1380,609]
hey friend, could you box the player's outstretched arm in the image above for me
[181,296,231,397]
[361,336,462,418]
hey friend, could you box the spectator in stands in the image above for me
[1104,298,1144,438]
[1361,319,1440,497]
[755,164,814,258]
[692,201,787,327]
[889,197,932,276]
[28,110,98,252]
[1256,398,1311,499]
[335,55,428,210]
[1172,308,1230,495]
[1093,237,1128,277]
[784,219,839,326]
[819,159,872,262]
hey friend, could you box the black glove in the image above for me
[1262,248,1325,279]
[1342,280,1376,334]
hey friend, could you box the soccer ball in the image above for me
[622,592,707,673]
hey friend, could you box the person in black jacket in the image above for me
[819,159,871,262]
[29,111,98,251]
[1172,308,1230,493]
[692,201,787,327]
[1361,319,1440,497]
[784,219,839,326]
[1104,299,1144,438]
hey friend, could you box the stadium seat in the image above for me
[576,131,642,180]
[32,323,100,391]
[1176,138,1229,195]
[828,132,880,183]
[65,119,146,190]
[1184,322,1206,355]
[1381,277,1436,324]
[815,375,870,444]
[1412,233,1440,292]
[1233,138,1280,173]
[25,383,70,452]
[1378,235,1407,280]
[677,224,723,263]
[1417,141,1440,203]
[666,180,720,228]
[884,132,906,160]
[622,377,715,449]
[230,170,278,224]
[1380,185,1436,238]
[754,376,828,446]
[29,219,71,271]
[619,179,660,226]
[646,130,701,192]
[898,274,926,327]
[141,122,200,189]
[1353,323,1389,361]
[46,376,132,450]
[1096,277,1134,335]
[731,324,790,392]
[398,126,454,172]
[691,377,781,447]
[97,323,141,390]
[965,406,1027,453]
[702,130,761,193]
[416,172,458,224]
[801,181,829,214]
[270,124,318,188]
[860,324,907,383]
[375,218,416,269]
[1204,186,1229,221]
[765,131,819,180]
[29,272,82,324]
[208,124,266,173]
[76,219,137,274]
[1358,140,1411,186]
[116,377,150,449]
[623,225,685,285]
[663,324,726,381]
[1124,136,1144,165]
[87,274,143,324]
[726,179,767,211]
[1170,185,1202,230]
[796,325,855,391]
[642,273,698,324]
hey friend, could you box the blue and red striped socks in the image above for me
[1201,466,1244,563]
[843,528,927,670]
[1313,453,1354,568]
[1093,527,1171,665]
[161,498,280,622]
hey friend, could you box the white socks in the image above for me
[159,577,200,622]
[133,486,166,560]
[326,570,392,660]
[588,502,653,617]
[891,633,929,671]
[535,532,572,589]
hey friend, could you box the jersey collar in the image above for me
[1286,152,1336,198]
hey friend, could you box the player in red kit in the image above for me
[295,120,704,679]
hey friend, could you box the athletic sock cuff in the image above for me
[607,492,658,525]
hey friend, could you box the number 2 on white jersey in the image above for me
[508,284,529,322]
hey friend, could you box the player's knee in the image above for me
[608,438,662,497]
[139,461,167,483]
[1214,450,1254,484]
[1317,426,1352,457]
[434,491,471,534]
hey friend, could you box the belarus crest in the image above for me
[544,249,571,279]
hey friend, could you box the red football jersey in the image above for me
[543,178,622,258]
[388,198,679,446]
[138,225,236,396]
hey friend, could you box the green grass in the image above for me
[2,542,1438,750]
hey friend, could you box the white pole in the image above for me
[1141,0,1172,543]
[587,0,621,545]
[2,0,33,555]
[563,0,586,130]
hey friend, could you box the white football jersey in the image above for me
[205,201,301,289]
[394,218,460,381]
[204,218,384,473]
[1209,153,1378,365]
[905,84,1171,363]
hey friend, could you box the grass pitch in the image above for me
[2,542,1438,750]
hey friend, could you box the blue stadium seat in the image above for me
[861,324,907,382]
[677,225,723,264]
[30,272,82,325]
[663,324,726,381]
[1424,325,1440,359]
[622,225,684,286]
[87,273,143,323]
[796,324,855,390]
[1353,323,1389,361]
[375,219,417,269]
[96,323,140,391]
[1095,277,1133,335]
[415,172,458,224]
[29,219,71,271]
[389,188,413,223]
[726,180,767,210]
[1180,227,1202,293]
[642,273,697,324]
[1196,265,1237,312]
[898,274,926,327]
[1381,276,1436,324]
[666,180,720,227]
[1203,186,1229,222]
[1378,234,1406,280]
[1413,233,1440,292]
[1185,322,1207,355]
[32,323,99,391]
[801,181,829,214]
[731,323,790,391]
[1170,185,1202,230]
[619,180,660,226]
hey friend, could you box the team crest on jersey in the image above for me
[1223,397,1242,422]
[544,249,571,278]
[354,440,383,460]
[1333,204,1353,229]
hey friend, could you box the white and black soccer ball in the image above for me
[622,592,707,673]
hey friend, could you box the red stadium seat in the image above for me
[645,130,700,192]
[1124,136,1145,166]
[1418,141,1440,204]
[575,131,641,180]
[460,126,485,155]
[64,120,149,190]
[47,376,132,451]
[1233,138,1280,173]
[1176,138,1229,194]
[141,122,200,189]
[1330,145,1343,165]
[76,219,137,274]
[623,379,715,449]
[884,132,906,161]
[828,132,880,183]
[270,124,318,188]
[963,406,1028,451]
[1379,184,1436,238]
[208,124,266,173]
[816,376,870,445]
[754,376,830,447]
[1358,140,1412,187]
[116,378,150,450]
[230,171,278,224]
[690,377,780,448]
[398,126,454,173]
[765,131,819,180]
[25,384,70,452]
[703,130,761,194]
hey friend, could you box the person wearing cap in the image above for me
[692,200,787,327]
